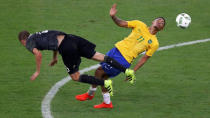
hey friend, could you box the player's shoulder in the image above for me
[127,20,147,28]
[26,34,37,53]
[26,34,34,43]
[128,20,146,25]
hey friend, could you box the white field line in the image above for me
[41,38,210,118]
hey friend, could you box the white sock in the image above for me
[87,86,97,96]
[103,92,111,104]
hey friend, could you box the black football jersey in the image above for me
[26,30,66,53]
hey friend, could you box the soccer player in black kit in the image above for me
[18,30,135,95]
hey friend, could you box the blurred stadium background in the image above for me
[0,0,210,118]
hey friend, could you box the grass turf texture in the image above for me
[0,0,210,118]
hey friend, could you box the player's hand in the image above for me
[30,71,40,81]
[110,3,117,17]
[49,59,57,66]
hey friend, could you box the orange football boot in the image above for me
[75,93,94,101]
[94,102,113,109]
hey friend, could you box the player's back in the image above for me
[26,30,66,52]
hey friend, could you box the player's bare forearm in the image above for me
[31,48,42,80]
[133,54,150,72]
[110,3,128,27]
[32,48,42,73]
[34,51,42,73]
[111,16,128,27]
[53,51,58,60]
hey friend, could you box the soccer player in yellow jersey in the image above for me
[76,3,165,108]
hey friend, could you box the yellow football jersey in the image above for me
[115,20,159,63]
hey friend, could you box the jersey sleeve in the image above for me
[146,44,159,57]
[26,37,36,53]
[127,20,145,28]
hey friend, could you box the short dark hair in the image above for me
[18,30,30,41]
[155,17,166,26]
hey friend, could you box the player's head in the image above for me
[152,17,165,31]
[18,30,30,46]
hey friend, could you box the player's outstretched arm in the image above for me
[49,51,58,66]
[110,3,128,27]
[30,48,42,81]
[125,55,150,83]
[133,54,150,72]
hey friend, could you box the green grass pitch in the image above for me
[0,0,210,118]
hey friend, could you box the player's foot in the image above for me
[104,80,113,96]
[94,102,113,109]
[125,69,136,84]
[75,93,94,101]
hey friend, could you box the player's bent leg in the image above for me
[95,66,111,95]
[70,72,105,86]
[86,67,106,96]
[79,74,105,85]
[92,52,127,73]
[75,66,108,101]
[71,72,105,101]
[92,52,136,83]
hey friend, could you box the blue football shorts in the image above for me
[100,47,131,78]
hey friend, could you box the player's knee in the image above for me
[69,71,81,81]
[71,77,79,81]
[70,74,80,81]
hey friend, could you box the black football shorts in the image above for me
[58,34,96,74]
